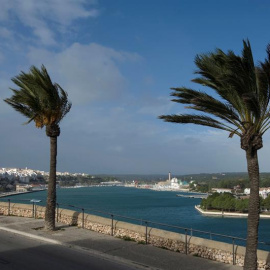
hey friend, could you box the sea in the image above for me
[2,186,270,250]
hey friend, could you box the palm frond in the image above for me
[159,40,270,139]
[4,65,72,128]
[170,87,242,129]
[159,114,239,134]
[193,41,262,120]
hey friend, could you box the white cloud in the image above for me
[33,25,56,46]
[0,52,5,63]
[27,42,142,104]
[0,27,13,39]
[108,145,124,153]
[0,0,99,45]
[143,75,155,86]
[137,96,174,116]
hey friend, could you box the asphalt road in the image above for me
[0,216,243,270]
[0,230,145,270]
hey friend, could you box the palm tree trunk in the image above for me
[44,136,57,231]
[244,147,260,270]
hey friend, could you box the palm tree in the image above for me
[4,65,71,231]
[159,40,270,270]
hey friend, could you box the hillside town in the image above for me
[1,168,270,200]
[211,187,270,199]
[0,167,94,193]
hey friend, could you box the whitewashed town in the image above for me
[1,168,270,201]
[0,167,91,193]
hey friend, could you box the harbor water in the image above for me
[2,186,270,250]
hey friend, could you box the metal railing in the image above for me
[2,198,270,265]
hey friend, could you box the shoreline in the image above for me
[125,185,200,193]
[195,205,270,219]
[0,189,46,198]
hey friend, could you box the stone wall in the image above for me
[0,202,269,269]
[195,205,270,219]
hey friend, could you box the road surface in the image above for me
[0,230,146,270]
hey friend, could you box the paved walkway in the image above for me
[0,216,242,270]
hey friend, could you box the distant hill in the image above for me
[103,174,168,182]
[104,172,270,185]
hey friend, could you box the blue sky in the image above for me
[1,0,270,175]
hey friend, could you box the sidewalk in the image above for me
[0,215,242,270]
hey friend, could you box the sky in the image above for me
[1,0,270,175]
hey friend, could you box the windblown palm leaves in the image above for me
[160,40,270,148]
[159,40,270,270]
[5,65,71,130]
[4,65,71,231]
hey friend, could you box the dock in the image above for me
[195,205,270,219]
[0,189,46,198]
[176,194,208,199]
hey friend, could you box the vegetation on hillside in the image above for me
[201,193,270,213]
[189,173,270,193]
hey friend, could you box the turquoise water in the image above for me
[2,186,270,250]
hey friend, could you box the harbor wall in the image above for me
[0,189,46,198]
[0,202,269,269]
[195,205,270,219]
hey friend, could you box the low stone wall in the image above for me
[195,205,270,219]
[0,202,269,269]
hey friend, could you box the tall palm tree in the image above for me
[4,65,72,231]
[159,40,270,270]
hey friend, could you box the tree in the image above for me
[224,197,235,212]
[4,65,71,231]
[235,199,249,213]
[201,192,219,210]
[262,195,270,210]
[159,40,270,270]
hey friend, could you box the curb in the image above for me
[0,225,158,270]
[0,226,62,245]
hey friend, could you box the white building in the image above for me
[212,188,232,194]
[259,188,270,199]
[171,177,180,189]
[19,175,30,183]
[244,187,270,198]
[16,184,32,192]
